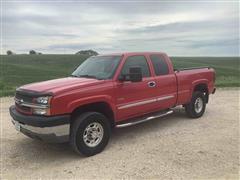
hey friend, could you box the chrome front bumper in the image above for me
[10,105,70,143]
[11,119,70,143]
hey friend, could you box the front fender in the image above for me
[67,95,116,114]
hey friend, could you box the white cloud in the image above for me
[2,1,239,56]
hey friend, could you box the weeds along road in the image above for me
[1,89,239,179]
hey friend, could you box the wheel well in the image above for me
[70,102,115,128]
[194,83,209,103]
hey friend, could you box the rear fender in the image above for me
[190,79,209,99]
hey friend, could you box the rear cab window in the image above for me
[150,54,169,76]
[121,55,151,77]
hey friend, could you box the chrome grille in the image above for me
[16,103,31,112]
[15,92,33,103]
[15,91,33,113]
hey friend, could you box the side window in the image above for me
[121,55,150,77]
[150,55,169,75]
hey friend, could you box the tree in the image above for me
[76,50,98,56]
[29,50,37,55]
[6,50,14,55]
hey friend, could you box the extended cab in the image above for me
[9,52,216,156]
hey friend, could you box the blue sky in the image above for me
[2,0,239,56]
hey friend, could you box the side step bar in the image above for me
[116,110,173,128]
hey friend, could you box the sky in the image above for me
[1,0,239,56]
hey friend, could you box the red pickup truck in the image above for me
[10,52,216,156]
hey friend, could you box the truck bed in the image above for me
[175,67,215,105]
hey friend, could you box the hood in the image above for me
[19,77,103,95]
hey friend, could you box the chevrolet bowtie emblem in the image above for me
[15,98,24,105]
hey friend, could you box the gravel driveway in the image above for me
[0,89,239,179]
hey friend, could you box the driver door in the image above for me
[115,55,158,121]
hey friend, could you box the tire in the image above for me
[185,91,206,118]
[70,112,111,156]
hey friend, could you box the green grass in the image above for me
[0,55,239,97]
[171,57,240,87]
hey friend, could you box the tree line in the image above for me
[6,49,99,56]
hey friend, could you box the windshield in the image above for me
[71,56,121,80]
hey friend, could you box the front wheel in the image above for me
[185,91,206,118]
[70,112,111,156]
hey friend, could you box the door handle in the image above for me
[148,81,156,88]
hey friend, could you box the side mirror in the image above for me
[119,67,142,82]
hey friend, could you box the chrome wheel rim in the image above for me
[83,122,104,147]
[194,97,203,113]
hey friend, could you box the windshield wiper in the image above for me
[71,74,103,80]
[78,74,98,79]
[70,74,79,77]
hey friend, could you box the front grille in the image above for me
[15,92,33,103]
[16,103,31,112]
[15,91,33,114]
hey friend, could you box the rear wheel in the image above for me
[185,91,206,118]
[70,112,111,156]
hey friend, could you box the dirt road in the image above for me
[0,89,239,179]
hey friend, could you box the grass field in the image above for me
[0,55,239,96]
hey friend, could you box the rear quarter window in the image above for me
[150,55,169,76]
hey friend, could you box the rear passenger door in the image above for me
[149,54,177,109]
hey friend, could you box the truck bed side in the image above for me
[175,68,215,105]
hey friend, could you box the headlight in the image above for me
[32,96,52,115]
[32,108,50,115]
[35,96,51,104]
